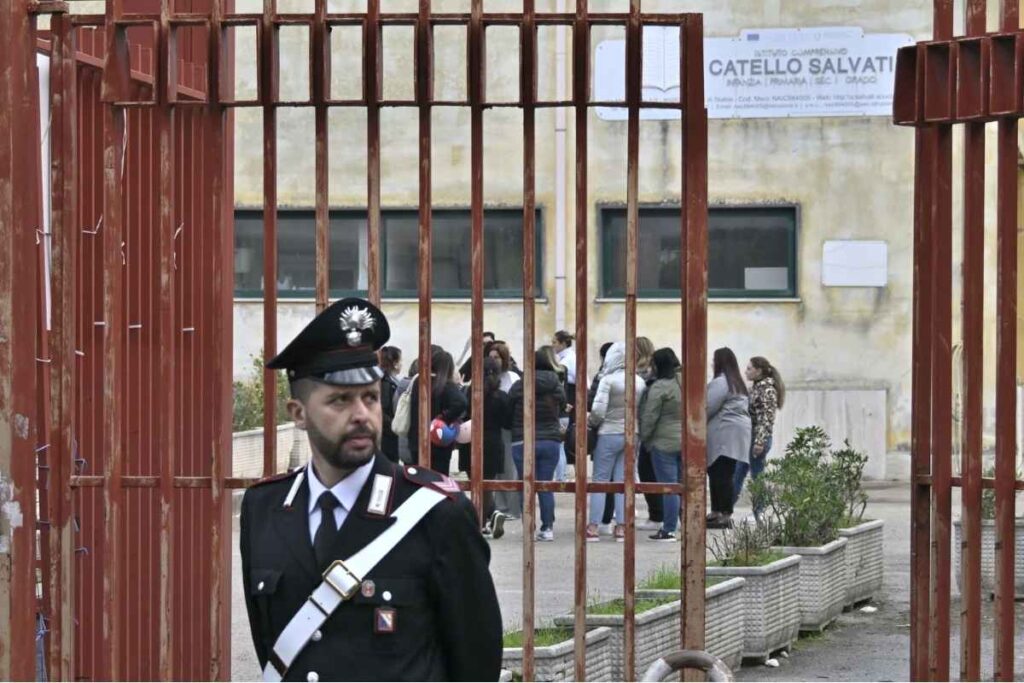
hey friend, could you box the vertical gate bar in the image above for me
[415,0,433,467]
[313,0,329,313]
[207,0,233,673]
[0,0,41,678]
[365,0,381,305]
[571,1,590,678]
[679,13,708,664]
[101,0,127,674]
[993,3,1019,677]
[261,0,278,477]
[522,4,538,680]
[47,13,79,681]
[623,1,641,679]
[468,0,484,520]
[156,0,178,677]
[959,3,985,679]
[909,49,933,680]
[927,6,953,661]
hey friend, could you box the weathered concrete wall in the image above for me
[228,0,1019,476]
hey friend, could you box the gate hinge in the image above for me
[28,1,69,14]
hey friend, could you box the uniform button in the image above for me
[307,672,319,682]
[408,467,418,475]
[382,591,392,602]
[311,630,322,642]
[257,581,265,592]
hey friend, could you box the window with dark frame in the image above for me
[600,205,798,298]
[234,208,543,299]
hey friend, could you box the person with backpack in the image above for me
[407,349,468,474]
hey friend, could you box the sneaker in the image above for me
[598,523,615,536]
[481,526,492,538]
[586,524,600,542]
[707,514,734,530]
[637,519,661,531]
[649,530,677,542]
[536,528,554,542]
[491,512,507,540]
[614,524,626,542]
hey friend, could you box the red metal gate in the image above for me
[1,0,708,680]
[893,1,1024,680]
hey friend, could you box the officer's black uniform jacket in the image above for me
[240,455,503,681]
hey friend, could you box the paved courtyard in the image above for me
[230,481,1024,681]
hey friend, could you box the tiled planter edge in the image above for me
[953,518,1024,597]
[501,626,613,682]
[706,554,801,662]
[773,537,849,632]
[634,577,747,672]
[838,520,885,607]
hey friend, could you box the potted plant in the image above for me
[750,426,850,633]
[631,565,747,671]
[953,466,1024,598]
[705,517,802,663]
[501,624,614,682]
[833,439,885,607]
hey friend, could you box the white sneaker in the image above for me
[598,523,614,536]
[637,519,661,531]
[536,528,554,542]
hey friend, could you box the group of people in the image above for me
[374,331,785,542]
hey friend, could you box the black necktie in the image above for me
[314,491,340,571]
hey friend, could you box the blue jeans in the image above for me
[649,447,681,533]
[589,433,626,525]
[512,440,561,530]
[733,436,772,512]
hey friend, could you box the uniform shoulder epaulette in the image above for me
[400,464,463,499]
[249,466,303,489]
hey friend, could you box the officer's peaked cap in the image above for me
[266,297,391,386]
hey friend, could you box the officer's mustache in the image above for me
[342,425,377,442]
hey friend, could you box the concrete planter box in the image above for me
[706,555,801,662]
[632,577,747,672]
[773,537,849,632]
[838,520,885,607]
[232,423,310,478]
[501,626,613,682]
[954,519,1024,597]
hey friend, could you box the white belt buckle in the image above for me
[323,560,360,600]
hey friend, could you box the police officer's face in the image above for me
[295,381,382,471]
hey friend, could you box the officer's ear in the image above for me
[287,397,307,429]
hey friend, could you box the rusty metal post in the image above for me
[993,5,1019,681]
[415,0,433,469]
[261,0,279,478]
[46,11,78,681]
[623,1,641,678]
[958,2,985,679]
[0,0,42,678]
[155,2,178,678]
[365,0,381,306]
[679,13,708,666]
[468,0,485,522]
[313,0,329,314]
[571,1,590,678]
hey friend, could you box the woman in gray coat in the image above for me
[706,347,751,529]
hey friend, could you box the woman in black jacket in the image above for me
[506,347,567,541]
[408,349,468,474]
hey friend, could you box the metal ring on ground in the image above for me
[641,650,734,682]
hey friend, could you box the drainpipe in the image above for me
[554,0,568,332]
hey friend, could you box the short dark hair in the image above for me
[289,377,318,402]
[553,330,574,347]
[652,348,681,380]
[379,345,402,375]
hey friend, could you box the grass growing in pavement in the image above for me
[502,627,573,648]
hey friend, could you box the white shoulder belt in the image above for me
[263,486,447,682]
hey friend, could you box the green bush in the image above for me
[832,439,869,525]
[749,426,847,548]
[707,516,786,567]
[233,351,292,432]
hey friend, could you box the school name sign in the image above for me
[593,26,915,120]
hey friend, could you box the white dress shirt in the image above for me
[306,456,376,544]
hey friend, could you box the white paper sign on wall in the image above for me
[594,26,915,121]
[821,240,888,287]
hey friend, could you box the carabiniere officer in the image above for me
[240,298,503,682]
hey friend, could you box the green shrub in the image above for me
[749,426,847,548]
[707,516,786,567]
[233,351,292,432]
[831,439,869,525]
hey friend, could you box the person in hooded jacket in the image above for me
[505,347,567,541]
[586,342,647,542]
